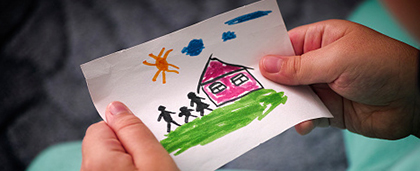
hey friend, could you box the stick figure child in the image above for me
[157,105,181,133]
[187,92,213,116]
[178,106,198,123]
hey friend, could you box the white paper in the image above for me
[81,0,332,170]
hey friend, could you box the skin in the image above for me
[259,19,420,140]
[382,0,420,41]
[81,101,179,171]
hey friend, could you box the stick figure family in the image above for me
[158,92,213,133]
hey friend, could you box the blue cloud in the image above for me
[182,39,205,57]
[222,31,236,42]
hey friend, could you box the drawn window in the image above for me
[209,82,227,94]
[231,73,249,86]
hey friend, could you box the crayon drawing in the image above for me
[198,56,263,107]
[222,31,237,42]
[182,39,205,57]
[143,47,179,84]
[225,10,272,25]
[178,106,198,123]
[159,55,287,155]
[188,92,213,116]
[157,105,182,133]
[161,88,287,155]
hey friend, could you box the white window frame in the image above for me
[231,73,249,86]
[209,82,227,94]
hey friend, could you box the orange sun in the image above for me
[143,47,179,84]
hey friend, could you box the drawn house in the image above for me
[197,55,263,107]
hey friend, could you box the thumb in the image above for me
[105,101,178,170]
[259,51,343,85]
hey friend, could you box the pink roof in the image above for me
[201,58,243,83]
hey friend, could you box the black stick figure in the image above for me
[187,92,213,116]
[157,105,181,133]
[179,106,198,123]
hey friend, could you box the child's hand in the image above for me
[81,101,179,171]
[260,19,420,140]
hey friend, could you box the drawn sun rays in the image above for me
[143,47,179,84]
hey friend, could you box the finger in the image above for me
[311,84,345,129]
[294,85,345,136]
[294,118,330,135]
[259,50,343,85]
[105,101,178,170]
[82,121,134,170]
[294,120,315,135]
[288,19,350,55]
[259,20,352,85]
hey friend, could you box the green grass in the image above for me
[160,88,287,155]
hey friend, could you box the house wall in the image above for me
[203,70,262,106]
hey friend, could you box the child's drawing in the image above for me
[198,56,263,107]
[144,6,280,159]
[222,31,237,42]
[161,88,287,155]
[187,92,213,116]
[225,10,272,25]
[178,106,198,123]
[182,39,205,57]
[143,47,179,84]
[157,105,182,133]
[159,55,287,155]
[80,1,334,170]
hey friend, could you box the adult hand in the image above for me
[81,101,179,170]
[260,19,420,140]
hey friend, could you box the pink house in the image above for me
[197,56,263,107]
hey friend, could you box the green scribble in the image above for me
[160,89,287,155]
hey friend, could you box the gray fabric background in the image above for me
[0,0,362,170]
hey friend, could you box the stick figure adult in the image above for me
[187,92,213,116]
[157,105,181,133]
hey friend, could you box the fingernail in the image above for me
[263,56,282,73]
[108,101,130,115]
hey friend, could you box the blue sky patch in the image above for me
[225,10,272,25]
